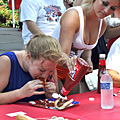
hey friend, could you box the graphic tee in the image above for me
[20,0,66,45]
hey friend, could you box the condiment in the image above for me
[97,54,106,93]
[61,57,90,96]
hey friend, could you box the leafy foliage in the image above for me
[0,0,19,28]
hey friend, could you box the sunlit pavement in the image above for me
[0,27,24,54]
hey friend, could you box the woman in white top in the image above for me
[52,0,120,81]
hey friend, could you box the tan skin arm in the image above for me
[59,9,79,72]
[0,56,11,92]
[59,9,79,56]
[0,55,45,104]
[26,20,45,35]
[108,69,120,88]
[81,50,93,67]
[0,55,24,104]
[81,50,93,74]
[104,25,120,39]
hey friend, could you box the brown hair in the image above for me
[26,34,66,63]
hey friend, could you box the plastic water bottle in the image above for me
[101,71,114,109]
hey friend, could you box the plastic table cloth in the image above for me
[0,88,120,120]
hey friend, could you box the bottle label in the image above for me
[99,60,106,65]
[101,83,113,90]
[69,63,81,79]
[61,87,70,96]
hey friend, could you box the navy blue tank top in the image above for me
[0,52,45,102]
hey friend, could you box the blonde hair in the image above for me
[81,0,95,9]
[26,34,66,63]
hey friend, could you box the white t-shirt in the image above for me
[20,0,66,45]
[106,38,120,74]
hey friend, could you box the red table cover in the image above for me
[0,88,120,120]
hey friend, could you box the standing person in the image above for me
[106,37,120,87]
[52,0,120,81]
[105,7,120,51]
[73,0,108,70]
[20,0,73,46]
[0,34,65,104]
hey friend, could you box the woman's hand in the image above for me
[67,55,93,74]
[19,80,45,98]
[67,55,77,73]
[45,82,56,98]
[86,66,93,74]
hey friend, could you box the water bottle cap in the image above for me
[99,54,106,58]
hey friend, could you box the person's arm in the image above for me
[0,80,45,105]
[108,69,120,87]
[0,56,44,104]
[81,50,93,74]
[59,9,79,56]
[21,0,44,35]
[26,20,45,35]
[104,25,120,39]
[0,56,24,104]
[45,81,57,98]
[58,9,79,72]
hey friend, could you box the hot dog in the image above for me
[16,114,36,120]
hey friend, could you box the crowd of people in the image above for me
[0,0,120,104]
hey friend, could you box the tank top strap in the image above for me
[97,19,103,40]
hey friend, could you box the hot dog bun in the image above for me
[16,114,36,120]
[54,98,73,110]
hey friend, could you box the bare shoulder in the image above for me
[0,55,11,73]
[0,55,11,64]
[61,8,80,31]
[0,55,11,91]
[61,8,79,24]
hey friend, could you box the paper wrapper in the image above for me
[29,98,79,110]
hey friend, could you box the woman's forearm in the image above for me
[104,26,120,39]
[0,89,24,104]
[26,20,45,35]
